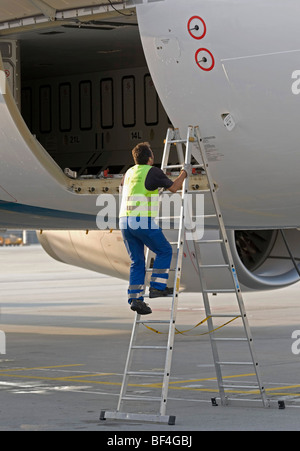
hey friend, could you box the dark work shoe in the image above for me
[149,287,174,298]
[130,299,152,315]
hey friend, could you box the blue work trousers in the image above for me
[120,216,173,303]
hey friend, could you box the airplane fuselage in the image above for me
[0,0,300,231]
[136,0,300,229]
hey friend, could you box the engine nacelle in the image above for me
[38,229,131,281]
[227,229,300,290]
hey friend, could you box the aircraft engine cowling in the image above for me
[227,228,300,290]
[38,228,300,292]
[38,230,131,281]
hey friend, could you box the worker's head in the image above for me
[132,142,154,165]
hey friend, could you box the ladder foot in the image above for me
[99,411,176,425]
[168,415,176,425]
[211,398,218,407]
[99,410,106,421]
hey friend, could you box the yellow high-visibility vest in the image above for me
[119,165,159,217]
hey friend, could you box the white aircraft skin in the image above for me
[136,0,300,230]
[1,0,300,292]
[0,0,300,230]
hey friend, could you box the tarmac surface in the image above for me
[1,245,300,434]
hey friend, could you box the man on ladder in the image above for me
[119,142,190,315]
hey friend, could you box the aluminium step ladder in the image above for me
[100,126,269,426]
[100,127,191,426]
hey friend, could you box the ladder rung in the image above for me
[203,289,236,293]
[216,361,254,366]
[211,314,241,318]
[145,268,176,272]
[136,320,170,324]
[166,139,186,144]
[126,371,165,376]
[163,164,183,169]
[157,216,181,220]
[165,163,204,168]
[220,384,260,390]
[143,294,174,298]
[200,264,229,268]
[131,345,168,350]
[193,214,217,218]
[176,189,209,193]
[197,239,223,243]
[211,338,247,342]
[121,396,162,402]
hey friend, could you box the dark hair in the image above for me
[132,142,152,165]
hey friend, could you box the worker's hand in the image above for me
[181,163,193,177]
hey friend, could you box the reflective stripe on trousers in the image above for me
[128,284,144,302]
[120,217,172,303]
[151,268,170,289]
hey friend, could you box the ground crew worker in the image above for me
[119,142,190,315]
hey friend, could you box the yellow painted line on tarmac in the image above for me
[147,373,257,389]
[262,392,300,397]
[59,373,117,380]
[0,364,85,373]
[1,366,300,397]
[264,384,300,392]
[168,373,256,384]
[0,373,122,385]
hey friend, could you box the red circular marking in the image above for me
[195,48,215,71]
[187,16,206,40]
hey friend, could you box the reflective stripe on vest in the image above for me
[119,165,159,217]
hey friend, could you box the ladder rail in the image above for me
[193,126,268,407]
[161,128,185,172]
[159,127,193,415]
[115,126,193,419]
[187,227,227,403]
[117,312,140,411]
